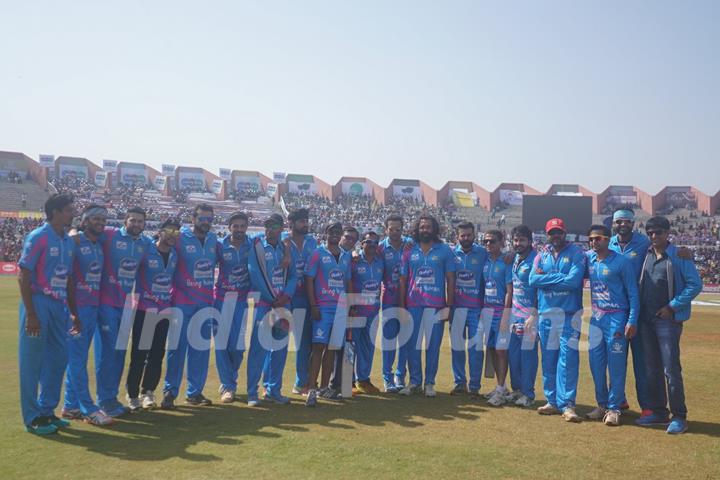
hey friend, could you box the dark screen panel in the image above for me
[521,195,593,234]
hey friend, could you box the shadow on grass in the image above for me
[41,394,490,462]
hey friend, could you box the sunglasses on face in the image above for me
[646,230,666,237]
[162,229,179,237]
[482,239,497,245]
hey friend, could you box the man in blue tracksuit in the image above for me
[350,231,384,394]
[529,218,586,422]
[18,194,78,435]
[247,214,297,406]
[284,209,318,395]
[585,224,639,426]
[213,212,252,403]
[163,204,218,409]
[635,216,702,434]
[508,225,539,408]
[449,221,487,397]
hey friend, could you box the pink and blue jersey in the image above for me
[378,237,410,306]
[284,233,318,302]
[453,244,487,309]
[586,250,639,326]
[351,252,384,315]
[483,254,512,307]
[401,242,456,308]
[609,232,651,281]
[72,232,104,307]
[529,243,586,314]
[173,226,218,306]
[214,235,252,303]
[99,226,151,308]
[248,236,297,307]
[137,243,178,311]
[18,223,74,302]
[511,249,538,320]
[304,245,352,307]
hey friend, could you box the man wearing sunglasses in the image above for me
[349,231,384,394]
[584,224,639,426]
[529,218,586,422]
[635,216,701,434]
[163,204,218,409]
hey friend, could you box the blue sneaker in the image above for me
[48,415,71,428]
[635,412,670,426]
[263,392,291,404]
[107,405,130,418]
[666,417,688,435]
[25,417,58,436]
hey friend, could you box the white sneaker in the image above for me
[424,385,436,397]
[399,384,421,396]
[504,390,521,402]
[487,390,507,407]
[126,395,142,412]
[483,390,495,399]
[220,390,235,404]
[603,409,621,426]
[514,394,534,408]
[141,391,157,410]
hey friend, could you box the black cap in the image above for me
[288,208,309,222]
[324,221,343,233]
[264,213,285,227]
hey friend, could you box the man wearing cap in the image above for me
[62,204,114,426]
[529,218,586,422]
[283,208,318,395]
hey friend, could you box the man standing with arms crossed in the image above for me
[529,218,586,422]
[18,194,79,435]
[163,204,218,409]
[398,214,456,398]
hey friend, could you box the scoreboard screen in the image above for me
[521,195,593,234]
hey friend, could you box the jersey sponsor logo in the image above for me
[328,269,344,288]
[362,279,380,292]
[119,257,139,278]
[416,266,435,285]
[321,256,332,264]
[151,272,172,293]
[115,241,127,250]
[51,264,69,288]
[271,266,285,287]
[86,261,102,283]
[456,269,475,288]
[194,258,214,280]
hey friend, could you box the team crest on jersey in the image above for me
[49,247,59,256]
[357,266,367,274]
[411,253,420,261]
[630,252,637,257]
[602,267,610,275]
[562,257,569,263]
[137,246,144,253]
[471,258,478,264]
[321,256,332,264]
[186,245,196,253]
[385,252,394,260]
[116,241,127,250]
[265,252,274,260]
[148,259,160,269]
[431,255,439,261]
[80,246,91,255]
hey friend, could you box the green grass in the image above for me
[0,277,718,479]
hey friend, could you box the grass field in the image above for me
[1,277,718,479]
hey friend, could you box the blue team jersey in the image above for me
[511,249,538,320]
[99,226,151,308]
[284,233,318,301]
[400,242,456,308]
[173,226,218,306]
[304,244,352,307]
[248,236,297,307]
[214,235,252,302]
[378,236,410,306]
[483,254,512,307]
[351,252,385,315]
[586,250,640,326]
[19,223,74,302]
[137,242,178,311]
[529,243,586,315]
[453,244,487,309]
[609,232,651,281]
[73,231,104,307]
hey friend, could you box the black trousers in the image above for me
[126,309,170,398]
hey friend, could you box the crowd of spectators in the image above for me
[0,218,43,261]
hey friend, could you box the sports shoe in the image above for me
[160,392,176,410]
[537,403,561,415]
[126,395,142,412]
[319,387,343,401]
[186,394,212,406]
[399,384,422,396]
[487,390,506,407]
[247,396,261,407]
[291,385,304,395]
[504,390,521,402]
[355,381,380,395]
[640,409,654,418]
[603,410,621,426]
[25,417,58,436]
[61,408,83,420]
[562,407,582,423]
[394,375,405,390]
[619,400,630,411]
[424,385,437,397]
[264,392,291,404]
[666,417,688,435]
[483,389,496,399]
[585,406,607,421]
[384,382,401,394]
[141,392,157,410]
[635,412,670,427]
[468,389,481,399]
[220,390,235,404]
[47,414,71,428]
[450,384,468,396]
[305,389,317,407]
[84,410,115,427]
[514,394,534,408]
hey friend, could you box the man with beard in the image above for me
[529,218,586,422]
[163,204,218,409]
[247,214,297,406]
[398,214,456,397]
[304,222,352,406]
[507,225,539,408]
[62,204,114,426]
[213,212,252,403]
[378,214,410,393]
[284,209,318,395]
[18,194,79,434]
[126,218,180,411]
[340,226,360,254]
[449,222,487,397]
[96,206,151,417]
[584,224,639,426]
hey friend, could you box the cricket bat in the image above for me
[484,351,495,378]
[341,329,355,399]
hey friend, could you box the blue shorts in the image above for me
[485,306,509,349]
[311,306,346,347]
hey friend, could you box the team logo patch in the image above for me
[148,259,160,269]
[265,251,274,260]
[49,247,59,256]
[357,266,367,274]
[321,256,332,264]
[316,328,324,337]
[186,245,196,253]
[116,241,127,250]
[80,246,91,255]
[385,252,394,260]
